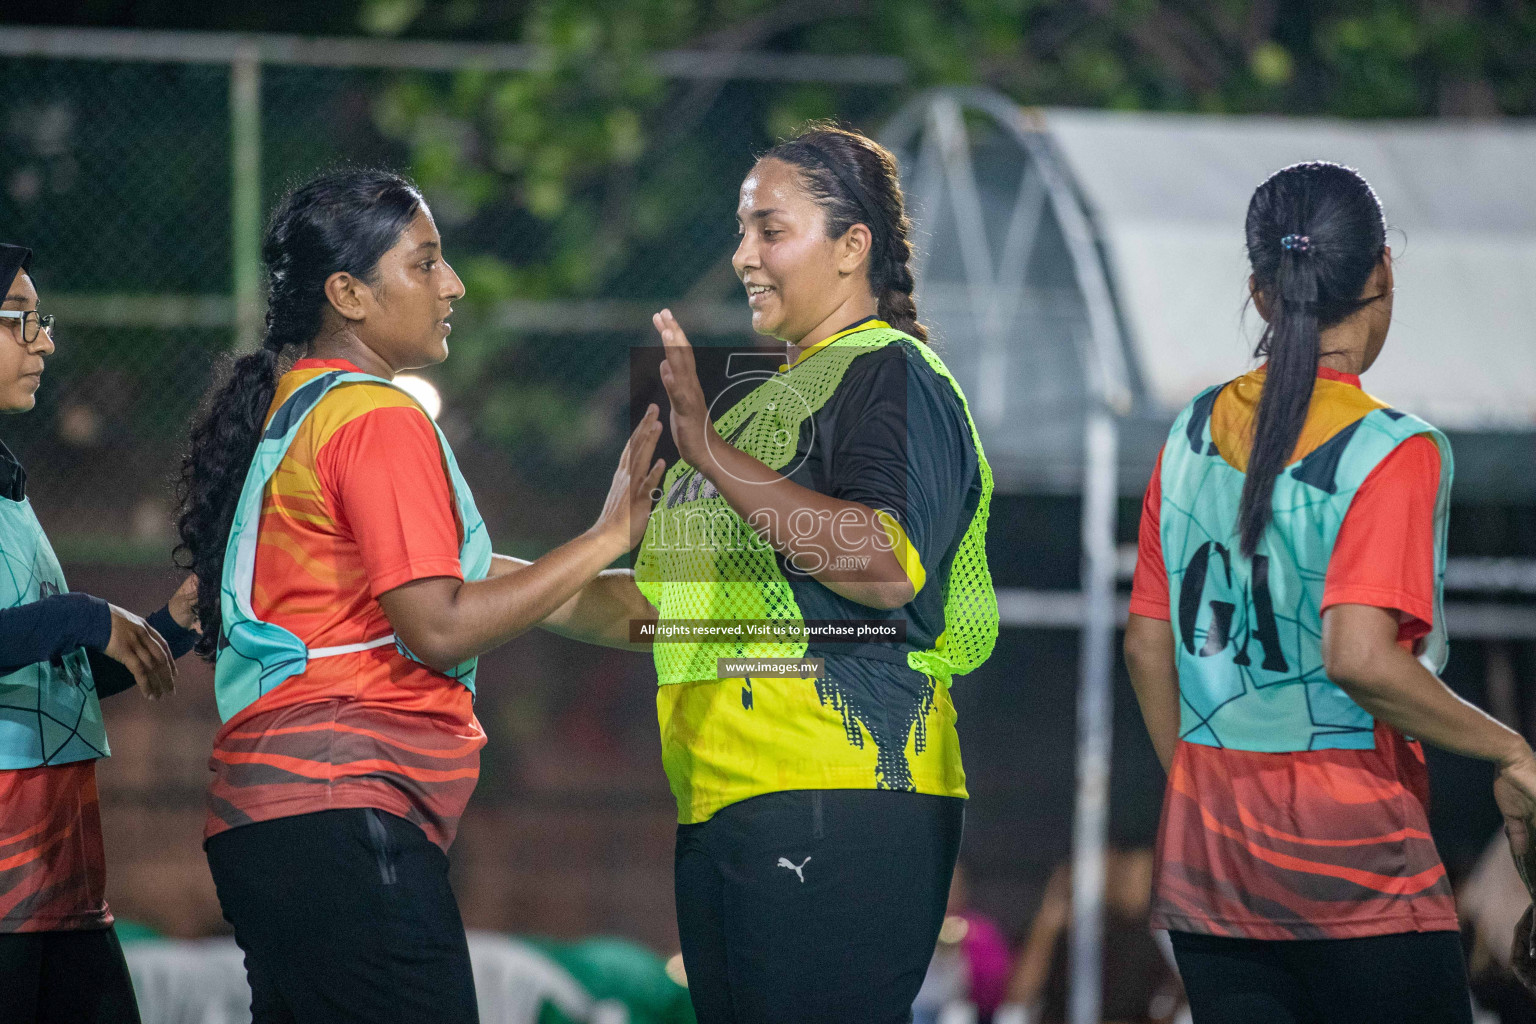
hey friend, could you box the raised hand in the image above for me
[653,309,718,469]
[104,604,176,700]
[592,402,666,553]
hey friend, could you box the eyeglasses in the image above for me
[0,311,54,344]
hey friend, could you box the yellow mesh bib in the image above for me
[635,324,997,687]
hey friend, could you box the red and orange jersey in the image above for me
[1153,722,1455,939]
[1131,365,1457,939]
[205,359,485,852]
[0,761,111,933]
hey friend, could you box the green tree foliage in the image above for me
[354,0,1536,473]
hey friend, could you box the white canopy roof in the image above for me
[1041,108,1536,429]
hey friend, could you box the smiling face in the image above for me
[334,205,466,374]
[731,157,871,344]
[0,269,53,414]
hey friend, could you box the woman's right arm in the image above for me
[1124,451,1179,773]
[1125,614,1179,773]
[487,557,656,651]
[0,592,176,698]
[378,408,665,670]
[0,592,111,673]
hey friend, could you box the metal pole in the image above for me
[1069,407,1119,1024]
[0,26,906,84]
[230,45,262,352]
[883,89,1133,1022]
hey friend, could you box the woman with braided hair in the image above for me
[532,125,999,1021]
[174,169,664,1023]
[1124,161,1536,1022]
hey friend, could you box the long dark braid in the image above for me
[1238,162,1387,557]
[765,125,929,342]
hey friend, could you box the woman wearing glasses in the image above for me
[0,243,200,1024]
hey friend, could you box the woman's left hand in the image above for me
[169,573,201,632]
[653,309,720,471]
[1496,748,1536,860]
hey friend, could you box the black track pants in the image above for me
[675,789,964,1024]
[1171,928,1474,1024]
[0,926,141,1024]
[205,808,478,1024]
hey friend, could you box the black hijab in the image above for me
[0,243,33,500]
[0,244,32,291]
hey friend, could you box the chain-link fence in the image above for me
[0,29,905,562]
[0,32,924,946]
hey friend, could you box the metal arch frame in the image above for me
[882,87,1131,1024]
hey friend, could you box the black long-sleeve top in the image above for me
[0,591,198,698]
[0,440,196,697]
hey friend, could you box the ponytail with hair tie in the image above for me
[1276,233,1320,307]
[1238,163,1386,558]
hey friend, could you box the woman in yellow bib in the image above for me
[533,126,997,1022]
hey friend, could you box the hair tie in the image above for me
[1280,234,1311,253]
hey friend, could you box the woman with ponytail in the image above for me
[521,125,998,1021]
[175,169,664,1024]
[1124,162,1536,1023]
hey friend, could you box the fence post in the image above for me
[230,42,262,352]
[1069,406,1119,1024]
